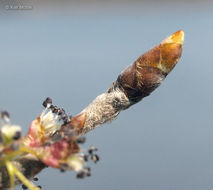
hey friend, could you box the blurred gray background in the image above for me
[0,0,213,190]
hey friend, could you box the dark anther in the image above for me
[37,185,42,189]
[52,106,59,114]
[42,97,52,107]
[83,155,89,162]
[91,154,100,163]
[33,177,39,181]
[76,137,86,144]
[76,171,86,179]
[85,167,91,176]
[0,111,10,119]
[60,168,66,173]
[22,184,28,189]
[56,108,62,115]
[62,115,68,123]
[13,131,21,140]
[63,115,72,125]
[85,167,91,172]
[49,105,56,113]
[49,105,54,109]
[58,108,65,116]
[88,146,98,155]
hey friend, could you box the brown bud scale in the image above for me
[111,30,184,104]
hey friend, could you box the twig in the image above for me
[0,30,184,190]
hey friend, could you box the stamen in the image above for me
[42,97,52,108]
[58,108,65,116]
[76,171,85,179]
[83,155,89,162]
[76,167,91,179]
[63,115,72,125]
[13,131,21,140]
[33,177,39,181]
[85,167,91,176]
[91,154,99,163]
[0,111,10,119]
[88,146,98,155]
[22,184,28,190]
[50,105,57,113]
[0,111,10,124]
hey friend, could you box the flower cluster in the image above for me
[0,111,38,190]
[0,98,100,190]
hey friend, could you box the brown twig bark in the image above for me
[0,30,184,190]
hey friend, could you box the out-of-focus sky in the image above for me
[0,1,213,190]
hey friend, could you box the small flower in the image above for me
[0,111,40,190]
[0,111,22,151]
[0,98,100,190]
[23,98,99,178]
[40,98,65,136]
[24,98,68,147]
[1,125,21,145]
